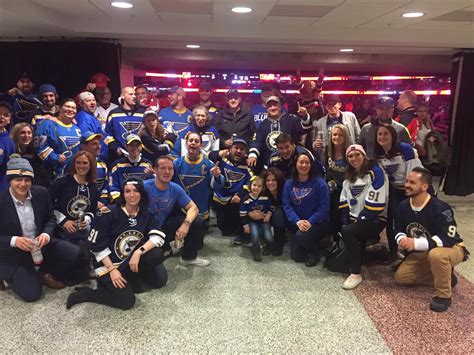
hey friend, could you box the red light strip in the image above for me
[178,88,450,95]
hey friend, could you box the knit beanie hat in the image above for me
[6,154,34,181]
[345,144,367,159]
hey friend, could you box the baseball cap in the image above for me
[226,89,241,98]
[168,85,181,94]
[265,96,280,105]
[198,82,212,91]
[80,131,103,144]
[375,96,395,108]
[16,72,33,82]
[126,134,142,145]
[0,101,13,112]
[232,137,248,147]
[90,73,110,89]
[323,94,341,104]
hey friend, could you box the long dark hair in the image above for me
[118,177,149,212]
[291,151,318,181]
[373,124,400,159]
[262,167,285,200]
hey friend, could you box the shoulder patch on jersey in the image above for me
[370,164,386,189]
[97,206,111,216]
[399,142,415,160]
[441,209,453,223]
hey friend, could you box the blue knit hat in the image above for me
[38,84,57,95]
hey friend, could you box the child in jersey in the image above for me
[240,176,273,262]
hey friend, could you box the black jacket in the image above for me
[0,185,56,264]
[214,106,255,146]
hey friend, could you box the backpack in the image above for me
[324,239,350,274]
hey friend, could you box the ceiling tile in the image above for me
[150,0,212,15]
[264,16,318,26]
[158,12,212,22]
[269,5,335,17]
[431,10,474,22]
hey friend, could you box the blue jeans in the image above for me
[249,222,274,248]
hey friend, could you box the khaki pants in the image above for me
[394,245,465,298]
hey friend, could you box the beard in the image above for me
[405,187,422,197]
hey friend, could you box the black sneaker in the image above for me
[451,269,458,288]
[430,296,452,312]
[272,247,283,256]
[252,245,262,262]
[262,247,271,256]
[305,256,320,267]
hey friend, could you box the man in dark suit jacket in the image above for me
[0,155,81,302]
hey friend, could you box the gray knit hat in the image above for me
[6,154,34,181]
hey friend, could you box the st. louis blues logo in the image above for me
[120,121,142,139]
[114,230,144,260]
[406,222,431,239]
[384,163,400,176]
[350,184,366,199]
[224,168,246,183]
[67,195,91,218]
[441,209,453,223]
[165,121,189,135]
[266,131,281,151]
[96,177,105,191]
[59,135,80,154]
[178,174,206,193]
[14,97,40,121]
[292,187,312,205]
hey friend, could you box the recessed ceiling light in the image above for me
[111,2,133,9]
[186,44,200,49]
[231,6,252,14]
[339,48,354,52]
[402,12,424,18]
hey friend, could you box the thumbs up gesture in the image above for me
[210,161,221,178]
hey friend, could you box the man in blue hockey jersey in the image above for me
[105,87,144,162]
[159,86,192,156]
[173,132,223,228]
[248,95,312,174]
[28,84,60,127]
[394,167,469,312]
[251,85,274,129]
[0,102,16,191]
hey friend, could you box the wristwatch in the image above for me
[139,246,146,254]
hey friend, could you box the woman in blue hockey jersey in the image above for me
[374,125,422,262]
[339,144,388,289]
[283,151,330,267]
[66,177,167,310]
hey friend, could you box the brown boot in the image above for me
[41,273,66,289]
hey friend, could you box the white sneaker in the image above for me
[342,275,362,290]
[179,257,211,267]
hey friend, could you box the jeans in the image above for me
[249,222,274,249]
[162,212,204,260]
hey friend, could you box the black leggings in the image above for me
[340,220,386,274]
[70,248,167,310]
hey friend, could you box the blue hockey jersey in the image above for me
[172,154,223,220]
[109,156,153,201]
[105,107,144,152]
[34,119,81,176]
[0,130,16,191]
[96,160,109,205]
[159,106,192,156]
[178,124,220,157]
[240,193,273,226]
[211,156,253,204]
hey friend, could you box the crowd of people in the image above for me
[0,72,468,313]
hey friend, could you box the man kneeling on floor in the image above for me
[145,156,210,266]
[394,167,469,312]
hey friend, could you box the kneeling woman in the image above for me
[339,145,388,289]
[67,178,168,310]
[283,151,330,266]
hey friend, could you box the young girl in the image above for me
[240,176,273,262]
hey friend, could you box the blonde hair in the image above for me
[10,123,34,153]
[328,124,350,160]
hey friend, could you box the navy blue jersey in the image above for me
[395,195,463,251]
[240,193,273,226]
[88,205,165,277]
[109,156,153,201]
[48,174,99,225]
[211,157,253,205]
[105,107,144,152]
[0,131,15,191]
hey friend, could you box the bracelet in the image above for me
[106,265,116,272]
